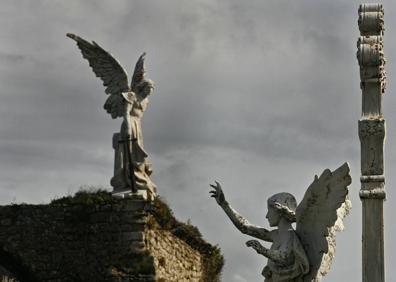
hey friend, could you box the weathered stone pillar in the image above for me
[357,4,386,282]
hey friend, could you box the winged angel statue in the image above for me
[210,163,351,281]
[67,33,156,199]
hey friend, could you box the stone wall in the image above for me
[0,265,17,282]
[146,229,202,281]
[0,192,222,282]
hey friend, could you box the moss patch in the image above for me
[50,189,115,206]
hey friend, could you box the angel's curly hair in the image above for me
[267,193,297,222]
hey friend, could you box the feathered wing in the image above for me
[130,52,155,100]
[296,162,352,282]
[131,52,146,92]
[67,33,130,118]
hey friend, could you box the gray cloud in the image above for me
[1,0,396,281]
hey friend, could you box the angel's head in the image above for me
[266,193,297,226]
[136,79,155,99]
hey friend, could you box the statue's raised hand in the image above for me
[246,240,264,253]
[210,181,226,206]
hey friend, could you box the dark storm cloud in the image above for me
[2,0,396,281]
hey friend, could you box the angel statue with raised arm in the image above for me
[210,163,352,281]
[67,33,156,200]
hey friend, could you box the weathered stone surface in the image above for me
[0,196,214,281]
[146,229,203,282]
[359,119,385,175]
[357,4,386,282]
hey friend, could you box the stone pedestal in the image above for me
[112,188,152,201]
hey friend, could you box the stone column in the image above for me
[357,4,386,282]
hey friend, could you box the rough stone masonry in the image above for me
[0,193,222,282]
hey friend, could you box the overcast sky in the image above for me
[1,1,396,281]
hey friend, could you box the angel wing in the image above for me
[67,33,130,119]
[296,162,352,282]
[131,52,155,99]
[131,52,146,92]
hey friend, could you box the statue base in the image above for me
[112,188,155,201]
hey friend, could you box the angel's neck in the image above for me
[277,218,293,232]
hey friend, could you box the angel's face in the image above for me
[266,205,281,227]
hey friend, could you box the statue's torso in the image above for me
[264,230,299,282]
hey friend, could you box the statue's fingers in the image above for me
[213,184,222,192]
[209,191,217,196]
[209,184,217,189]
[245,240,254,247]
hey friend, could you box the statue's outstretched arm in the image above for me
[210,182,272,242]
[246,240,288,264]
